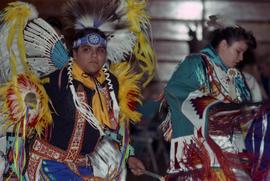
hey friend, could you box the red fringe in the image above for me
[127,90,139,111]
[167,134,253,180]
[206,136,237,181]
[174,134,220,180]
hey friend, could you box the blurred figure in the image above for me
[258,57,270,98]
[137,80,163,128]
[238,49,268,102]
[131,80,169,174]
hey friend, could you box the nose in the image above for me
[91,49,97,57]
[239,53,243,62]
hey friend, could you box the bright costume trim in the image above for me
[164,45,251,180]
[72,62,113,128]
[73,33,107,48]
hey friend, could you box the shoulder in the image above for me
[183,53,204,65]
[171,53,205,77]
[41,67,69,92]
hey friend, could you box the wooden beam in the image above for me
[153,40,189,62]
[205,1,270,21]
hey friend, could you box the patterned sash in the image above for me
[27,88,90,180]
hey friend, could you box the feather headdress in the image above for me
[63,0,156,86]
[206,15,238,31]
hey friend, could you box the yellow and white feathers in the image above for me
[0,2,53,136]
[125,0,156,87]
[0,2,38,81]
[0,74,52,137]
[110,62,142,123]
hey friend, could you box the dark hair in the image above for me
[46,17,63,32]
[237,49,256,70]
[210,26,257,50]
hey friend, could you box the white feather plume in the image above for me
[0,25,13,82]
[98,21,118,32]
[0,25,25,81]
[25,2,39,20]
[107,30,136,63]
[24,18,69,77]
[0,2,38,82]
[75,15,95,30]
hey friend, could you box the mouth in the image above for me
[234,61,240,65]
[88,61,98,65]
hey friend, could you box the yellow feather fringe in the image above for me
[126,0,157,87]
[3,1,37,76]
[0,2,51,137]
[110,62,142,123]
[126,0,150,33]
[0,74,52,137]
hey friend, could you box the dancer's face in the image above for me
[73,45,107,74]
[218,39,248,68]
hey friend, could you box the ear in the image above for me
[219,39,229,50]
[72,49,77,59]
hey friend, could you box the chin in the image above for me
[87,71,98,75]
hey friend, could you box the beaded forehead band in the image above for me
[73,33,107,48]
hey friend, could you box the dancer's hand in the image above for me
[127,156,145,176]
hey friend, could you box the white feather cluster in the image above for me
[76,15,118,32]
[75,16,95,30]
[107,30,136,63]
[0,25,25,81]
[0,2,38,82]
[0,25,12,82]
[115,0,127,15]
[98,21,118,32]
[24,18,69,77]
[25,2,39,21]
